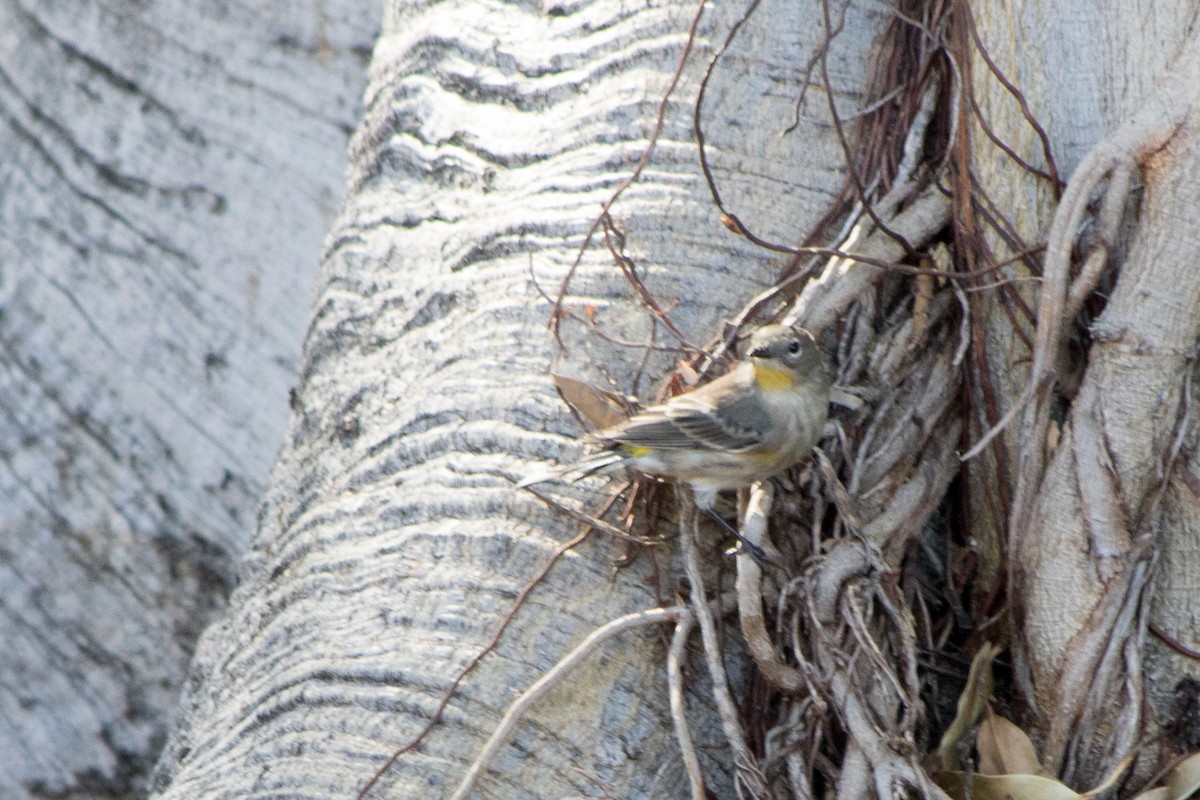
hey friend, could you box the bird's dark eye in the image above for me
[788,340,802,354]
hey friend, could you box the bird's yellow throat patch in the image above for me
[753,363,796,390]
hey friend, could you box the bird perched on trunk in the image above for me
[520,323,832,515]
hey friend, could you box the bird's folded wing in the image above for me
[600,393,765,452]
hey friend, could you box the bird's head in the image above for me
[745,324,826,389]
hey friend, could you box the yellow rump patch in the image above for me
[754,364,795,390]
[620,445,653,458]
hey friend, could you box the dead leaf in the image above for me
[938,771,1081,800]
[721,214,747,236]
[938,643,1002,771]
[977,707,1043,776]
[552,373,631,430]
[676,359,700,387]
[1129,789,1169,800]
[1166,750,1200,800]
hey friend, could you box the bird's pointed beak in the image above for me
[749,345,769,359]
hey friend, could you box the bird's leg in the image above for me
[700,507,772,567]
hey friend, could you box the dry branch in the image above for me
[668,609,705,800]
[681,497,771,798]
[737,482,807,694]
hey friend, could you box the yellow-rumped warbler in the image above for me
[521,324,832,514]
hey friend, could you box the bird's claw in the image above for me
[723,539,772,567]
[702,508,773,567]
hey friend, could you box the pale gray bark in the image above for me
[968,0,1200,785]
[11,0,1199,796]
[0,1,375,797]
[148,0,890,797]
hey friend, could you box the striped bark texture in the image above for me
[0,1,375,797]
[149,0,887,796]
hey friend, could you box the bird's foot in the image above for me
[701,508,773,567]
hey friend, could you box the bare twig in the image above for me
[959,374,1043,462]
[680,495,770,798]
[962,0,1063,194]
[667,609,706,800]
[520,484,659,546]
[737,481,806,693]
[356,504,610,799]
[601,213,696,350]
[787,182,952,334]
[818,0,926,259]
[550,0,708,343]
[693,0,790,254]
[449,606,689,800]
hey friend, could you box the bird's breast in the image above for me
[752,363,796,391]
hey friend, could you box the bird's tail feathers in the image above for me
[515,450,628,490]
[570,450,628,481]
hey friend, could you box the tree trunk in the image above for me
[13,0,1195,797]
[148,0,898,796]
[0,2,375,797]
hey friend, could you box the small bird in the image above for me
[520,323,832,518]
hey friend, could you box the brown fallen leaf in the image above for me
[977,707,1044,777]
[552,373,633,431]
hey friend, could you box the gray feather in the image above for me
[593,370,767,453]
